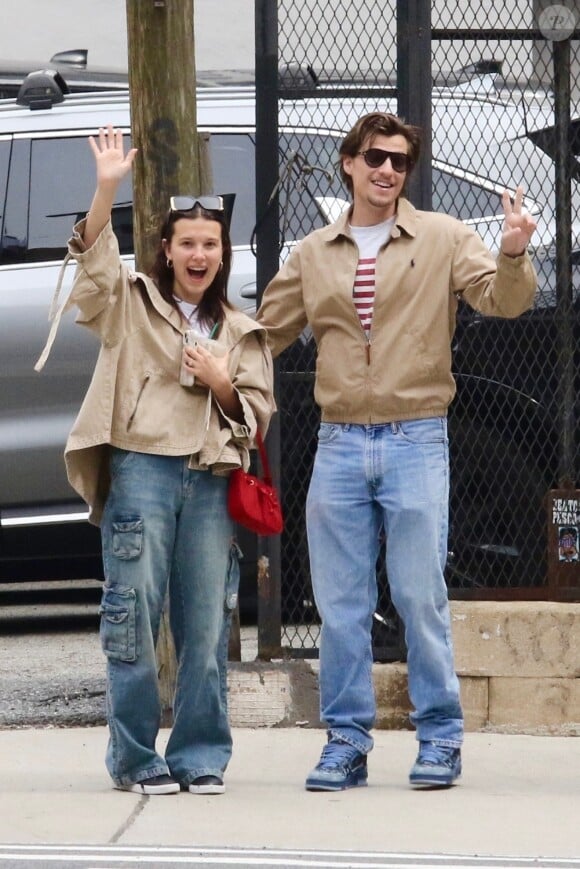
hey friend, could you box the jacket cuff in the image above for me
[69,217,115,258]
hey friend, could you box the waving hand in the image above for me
[84,125,138,248]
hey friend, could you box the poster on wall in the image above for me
[547,491,580,587]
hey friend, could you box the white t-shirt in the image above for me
[349,216,395,336]
[173,296,212,337]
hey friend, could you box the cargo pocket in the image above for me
[99,585,137,661]
[111,518,143,560]
[224,541,242,613]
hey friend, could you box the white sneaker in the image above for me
[188,775,225,795]
[119,774,180,795]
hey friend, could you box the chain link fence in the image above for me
[254,0,580,660]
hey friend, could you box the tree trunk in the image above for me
[126,0,210,272]
[125,0,211,719]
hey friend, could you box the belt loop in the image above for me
[390,421,398,434]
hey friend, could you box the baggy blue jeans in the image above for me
[99,449,239,788]
[306,419,463,754]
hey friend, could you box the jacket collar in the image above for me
[324,196,418,243]
[130,273,268,343]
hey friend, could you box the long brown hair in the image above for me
[149,204,233,330]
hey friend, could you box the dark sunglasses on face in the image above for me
[169,195,224,212]
[358,148,411,173]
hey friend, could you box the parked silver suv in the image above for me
[0,67,355,583]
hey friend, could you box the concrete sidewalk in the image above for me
[0,726,578,860]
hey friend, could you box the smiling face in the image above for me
[162,216,223,304]
[341,133,409,226]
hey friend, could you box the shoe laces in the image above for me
[318,740,361,770]
[417,742,458,768]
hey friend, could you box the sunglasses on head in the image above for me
[169,195,224,212]
[358,148,411,173]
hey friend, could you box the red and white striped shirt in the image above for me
[349,217,396,337]
[353,258,376,334]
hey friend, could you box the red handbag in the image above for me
[228,432,284,535]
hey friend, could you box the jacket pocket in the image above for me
[99,585,137,661]
[127,374,151,431]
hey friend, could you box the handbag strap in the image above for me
[255,431,273,486]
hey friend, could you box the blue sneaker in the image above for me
[409,742,462,788]
[305,738,368,791]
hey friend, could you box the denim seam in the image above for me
[328,729,370,755]
[114,764,169,788]
[181,767,226,786]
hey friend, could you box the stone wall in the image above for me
[374,601,580,736]
[228,601,580,735]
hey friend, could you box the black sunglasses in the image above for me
[358,149,411,173]
[169,195,224,212]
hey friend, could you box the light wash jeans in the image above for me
[99,449,239,788]
[306,419,463,754]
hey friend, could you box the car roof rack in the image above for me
[16,69,69,109]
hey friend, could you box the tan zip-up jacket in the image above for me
[257,198,537,424]
[36,219,275,525]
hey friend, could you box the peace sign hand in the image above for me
[500,186,537,258]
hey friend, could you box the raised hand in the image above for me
[84,125,138,248]
[88,125,138,188]
[500,186,537,257]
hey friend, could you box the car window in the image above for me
[1,132,257,263]
[208,133,255,246]
[1,137,29,263]
[29,136,133,262]
[0,139,10,232]
[432,168,504,219]
[1,135,133,265]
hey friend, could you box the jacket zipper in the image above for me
[127,374,150,430]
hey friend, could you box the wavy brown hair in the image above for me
[149,204,233,331]
[339,112,422,197]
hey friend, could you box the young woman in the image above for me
[37,126,275,795]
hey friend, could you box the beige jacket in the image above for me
[257,198,537,424]
[36,219,275,525]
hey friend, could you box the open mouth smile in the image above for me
[187,266,208,279]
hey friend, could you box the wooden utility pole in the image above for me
[126,0,211,272]
[125,0,209,717]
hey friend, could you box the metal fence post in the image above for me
[545,35,580,593]
[255,0,283,659]
[397,0,432,211]
[553,37,575,487]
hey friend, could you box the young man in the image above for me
[256,112,537,791]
